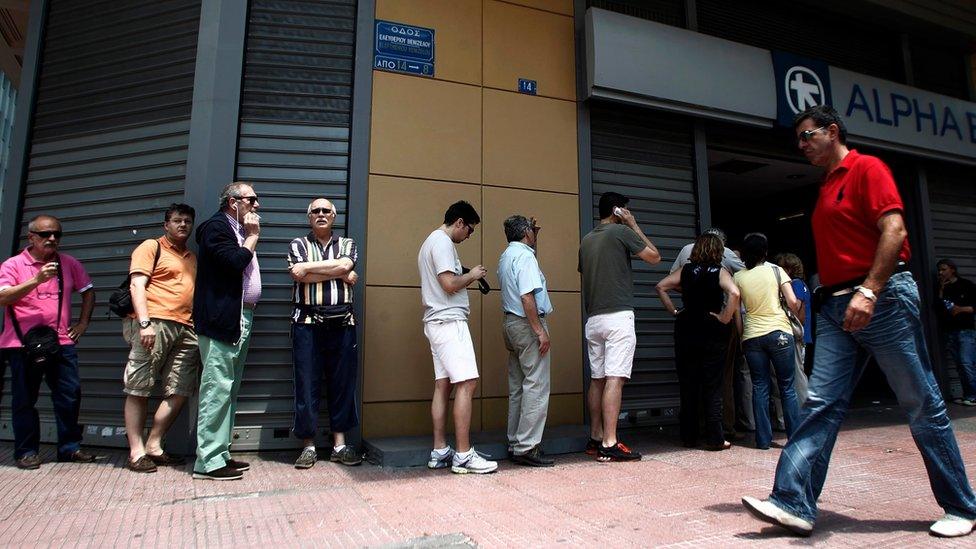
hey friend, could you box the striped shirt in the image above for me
[287,232,357,325]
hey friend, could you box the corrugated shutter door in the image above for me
[0,0,201,446]
[928,168,976,400]
[589,101,697,423]
[230,0,356,449]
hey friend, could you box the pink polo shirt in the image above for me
[0,248,93,348]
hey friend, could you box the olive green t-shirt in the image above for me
[578,223,647,317]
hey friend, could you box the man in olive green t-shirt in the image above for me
[578,191,661,462]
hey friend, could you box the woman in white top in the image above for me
[733,233,802,450]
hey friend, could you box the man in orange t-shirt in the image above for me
[122,203,198,473]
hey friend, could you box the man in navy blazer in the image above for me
[192,182,262,481]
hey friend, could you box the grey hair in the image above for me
[27,214,61,233]
[218,182,253,210]
[307,198,338,216]
[703,227,727,245]
[503,214,533,243]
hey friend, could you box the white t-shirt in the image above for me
[418,229,469,323]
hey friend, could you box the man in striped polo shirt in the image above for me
[288,198,361,469]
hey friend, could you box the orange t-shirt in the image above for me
[129,237,197,326]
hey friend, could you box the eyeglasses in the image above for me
[30,230,62,239]
[309,207,333,215]
[798,126,827,142]
[465,223,475,236]
[235,196,259,204]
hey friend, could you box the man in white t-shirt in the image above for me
[418,201,497,474]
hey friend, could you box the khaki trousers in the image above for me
[503,314,551,455]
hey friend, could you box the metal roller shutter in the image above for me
[230,0,356,450]
[589,101,697,424]
[1,0,201,447]
[928,166,976,400]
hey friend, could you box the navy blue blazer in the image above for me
[192,211,255,343]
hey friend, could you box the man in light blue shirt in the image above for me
[498,215,554,467]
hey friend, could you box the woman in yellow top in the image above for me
[733,233,801,450]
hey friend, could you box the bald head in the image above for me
[28,215,61,233]
[307,197,337,235]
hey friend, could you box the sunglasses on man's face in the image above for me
[309,207,333,215]
[31,230,62,239]
[797,126,827,142]
[236,196,259,204]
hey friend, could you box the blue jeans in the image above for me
[743,330,800,449]
[769,272,976,522]
[291,323,359,439]
[946,329,976,399]
[5,345,83,459]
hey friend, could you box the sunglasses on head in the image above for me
[31,230,62,239]
[309,207,333,215]
[798,126,827,142]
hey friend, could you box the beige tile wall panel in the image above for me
[366,175,482,287]
[364,399,483,438]
[363,286,483,402]
[499,0,573,16]
[375,0,483,86]
[481,185,580,291]
[483,89,578,194]
[480,291,582,398]
[370,71,482,183]
[483,1,575,100]
[481,393,582,432]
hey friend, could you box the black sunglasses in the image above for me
[236,195,259,204]
[309,207,333,215]
[31,230,62,239]
[798,126,826,142]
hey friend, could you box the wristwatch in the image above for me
[138,319,152,329]
[854,286,877,302]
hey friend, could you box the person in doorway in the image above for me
[776,253,814,374]
[742,105,976,538]
[579,192,661,461]
[419,201,497,474]
[734,233,802,450]
[498,215,554,467]
[0,215,96,469]
[288,198,362,469]
[123,203,199,473]
[670,227,745,274]
[656,232,740,450]
[192,182,262,481]
[937,258,976,406]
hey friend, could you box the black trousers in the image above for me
[291,323,359,439]
[674,317,731,447]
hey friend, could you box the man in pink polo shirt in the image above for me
[0,215,96,469]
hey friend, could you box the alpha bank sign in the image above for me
[773,51,976,160]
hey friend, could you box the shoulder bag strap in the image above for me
[7,258,63,343]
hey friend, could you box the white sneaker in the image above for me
[742,496,813,536]
[427,447,454,469]
[930,513,975,537]
[451,448,498,474]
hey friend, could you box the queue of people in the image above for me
[0,105,973,538]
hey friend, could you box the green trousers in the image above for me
[195,309,253,473]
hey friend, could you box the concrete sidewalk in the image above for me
[0,406,974,548]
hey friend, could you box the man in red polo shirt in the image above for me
[742,105,976,538]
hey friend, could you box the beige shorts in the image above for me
[122,318,200,397]
[585,310,636,379]
[424,319,479,383]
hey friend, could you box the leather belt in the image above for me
[242,302,257,310]
[827,262,910,297]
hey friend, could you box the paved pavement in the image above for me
[1,406,975,548]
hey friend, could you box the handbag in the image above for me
[773,265,809,404]
[8,261,64,367]
[108,240,161,318]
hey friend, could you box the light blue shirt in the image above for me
[498,241,553,317]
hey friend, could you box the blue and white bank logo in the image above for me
[772,51,832,127]
[785,66,825,114]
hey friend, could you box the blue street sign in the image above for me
[518,78,537,95]
[374,20,435,77]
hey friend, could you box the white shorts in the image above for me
[424,319,480,383]
[585,310,636,379]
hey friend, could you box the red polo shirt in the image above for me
[811,149,911,287]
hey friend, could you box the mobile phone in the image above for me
[613,207,624,217]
